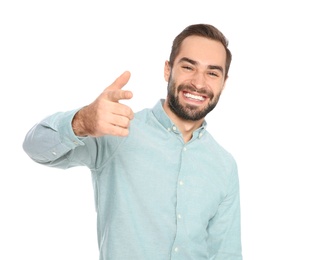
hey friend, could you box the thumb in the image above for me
[104,71,133,101]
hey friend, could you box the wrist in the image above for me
[72,108,88,137]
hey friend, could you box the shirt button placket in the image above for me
[172,145,187,258]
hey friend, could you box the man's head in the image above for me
[168,24,232,80]
[164,24,231,121]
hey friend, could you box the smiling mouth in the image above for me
[183,91,207,102]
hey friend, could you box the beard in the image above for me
[166,77,221,121]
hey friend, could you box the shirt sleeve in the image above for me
[207,161,243,260]
[22,109,92,169]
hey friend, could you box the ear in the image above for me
[164,60,171,82]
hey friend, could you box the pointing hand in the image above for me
[72,71,134,137]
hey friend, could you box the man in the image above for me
[23,24,242,259]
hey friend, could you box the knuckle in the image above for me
[106,90,118,101]
[118,117,130,128]
[112,126,129,137]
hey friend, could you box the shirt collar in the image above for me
[152,99,207,138]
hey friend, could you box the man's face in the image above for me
[164,36,227,121]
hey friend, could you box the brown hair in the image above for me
[169,24,232,79]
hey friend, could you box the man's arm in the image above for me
[207,162,243,260]
[22,71,134,168]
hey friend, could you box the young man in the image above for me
[23,24,242,260]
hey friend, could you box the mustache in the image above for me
[177,84,214,99]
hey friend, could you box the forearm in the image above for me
[22,109,85,167]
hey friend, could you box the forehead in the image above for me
[176,35,226,67]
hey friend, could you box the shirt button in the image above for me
[179,180,184,186]
[52,151,57,156]
[174,247,179,252]
[183,147,187,151]
[177,214,182,219]
[199,133,203,138]
[172,126,177,131]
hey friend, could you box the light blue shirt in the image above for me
[23,99,242,260]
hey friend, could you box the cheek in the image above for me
[212,80,225,92]
[171,69,190,83]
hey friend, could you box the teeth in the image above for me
[184,92,205,101]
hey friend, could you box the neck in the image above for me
[163,99,204,143]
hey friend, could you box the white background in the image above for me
[1,0,322,259]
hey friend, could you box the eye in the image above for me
[182,66,193,71]
[208,71,219,77]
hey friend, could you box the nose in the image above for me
[190,71,206,89]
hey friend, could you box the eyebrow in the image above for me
[179,57,224,74]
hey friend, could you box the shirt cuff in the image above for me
[57,108,86,149]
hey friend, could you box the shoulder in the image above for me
[134,107,152,120]
[203,131,236,163]
[131,107,161,130]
